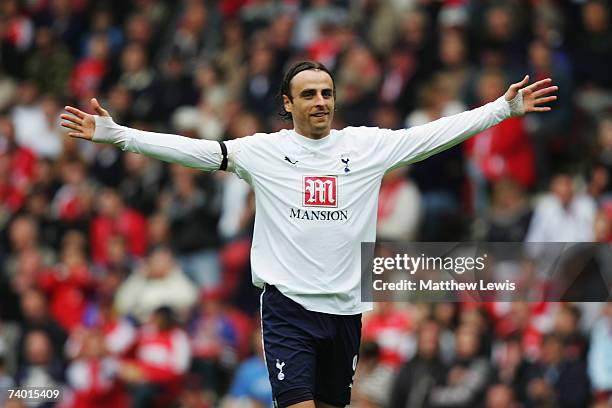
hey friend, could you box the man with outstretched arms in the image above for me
[61,61,557,408]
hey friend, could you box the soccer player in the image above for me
[61,61,557,408]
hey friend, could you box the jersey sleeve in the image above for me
[372,96,513,171]
[224,135,263,185]
[93,116,224,171]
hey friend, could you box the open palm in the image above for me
[60,98,111,140]
[504,75,558,114]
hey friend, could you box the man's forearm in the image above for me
[404,95,519,165]
[93,116,223,172]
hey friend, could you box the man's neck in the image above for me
[293,127,330,140]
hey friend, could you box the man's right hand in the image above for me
[60,98,111,141]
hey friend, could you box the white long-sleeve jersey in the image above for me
[94,96,517,314]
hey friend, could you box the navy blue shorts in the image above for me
[260,285,361,408]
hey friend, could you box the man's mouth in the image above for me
[311,112,328,117]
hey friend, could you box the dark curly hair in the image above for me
[278,60,335,121]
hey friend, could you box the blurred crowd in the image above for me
[1,0,612,407]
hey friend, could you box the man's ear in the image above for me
[282,95,292,113]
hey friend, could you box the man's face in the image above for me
[283,69,335,139]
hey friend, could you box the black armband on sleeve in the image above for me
[218,141,228,171]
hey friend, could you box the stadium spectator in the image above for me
[1,0,34,57]
[376,167,421,242]
[153,52,199,124]
[147,212,171,249]
[15,330,64,393]
[26,26,73,97]
[293,0,348,50]
[406,73,466,241]
[189,289,239,399]
[64,328,129,408]
[349,0,398,57]
[491,302,554,361]
[465,69,535,213]
[0,115,37,215]
[160,164,221,288]
[432,303,459,365]
[525,39,574,188]
[7,215,55,288]
[491,335,532,403]
[37,238,94,332]
[69,34,110,101]
[524,333,591,408]
[218,111,258,242]
[81,9,123,57]
[0,343,14,405]
[214,20,247,100]
[389,319,447,408]
[552,304,588,361]
[90,188,147,265]
[243,44,279,119]
[526,173,597,243]
[594,116,612,200]
[429,323,493,407]
[123,13,155,49]
[588,303,612,402]
[117,43,156,121]
[118,306,191,408]
[362,302,413,368]
[335,43,381,125]
[485,383,517,408]
[51,158,95,233]
[11,82,63,159]
[119,152,165,217]
[16,288,66,368]
[114,246,198,323]
[223,330,273,408]
[350,341,394,408]
[90,142,125,190]
[482,179,532,242]
[572,0,612,93]
[437,29,473,107]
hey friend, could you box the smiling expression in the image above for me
[282,69,335,139]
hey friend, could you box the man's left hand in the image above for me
[505,75,558,114]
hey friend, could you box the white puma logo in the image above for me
[276,360,286,381]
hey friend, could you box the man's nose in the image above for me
[314,93,325,105]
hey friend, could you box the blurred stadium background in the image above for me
[1,0,612,407]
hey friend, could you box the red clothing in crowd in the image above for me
[362,307,413,368]
[66,358,130,408]
[52,184,89,222]
[377,177,405,221]
[219,0,249,19]
[0,145,36,213]
[483,301,558,360]
[90,209,147,264]
[465,117,535,188]
[3,15,32,50]
[104,318,138,356]
[70,58,107,99]
[5,145,36,185]
[38,265,95,332]
[0,181,25,213]
[307,38,340,69]
[129,324,191,385]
